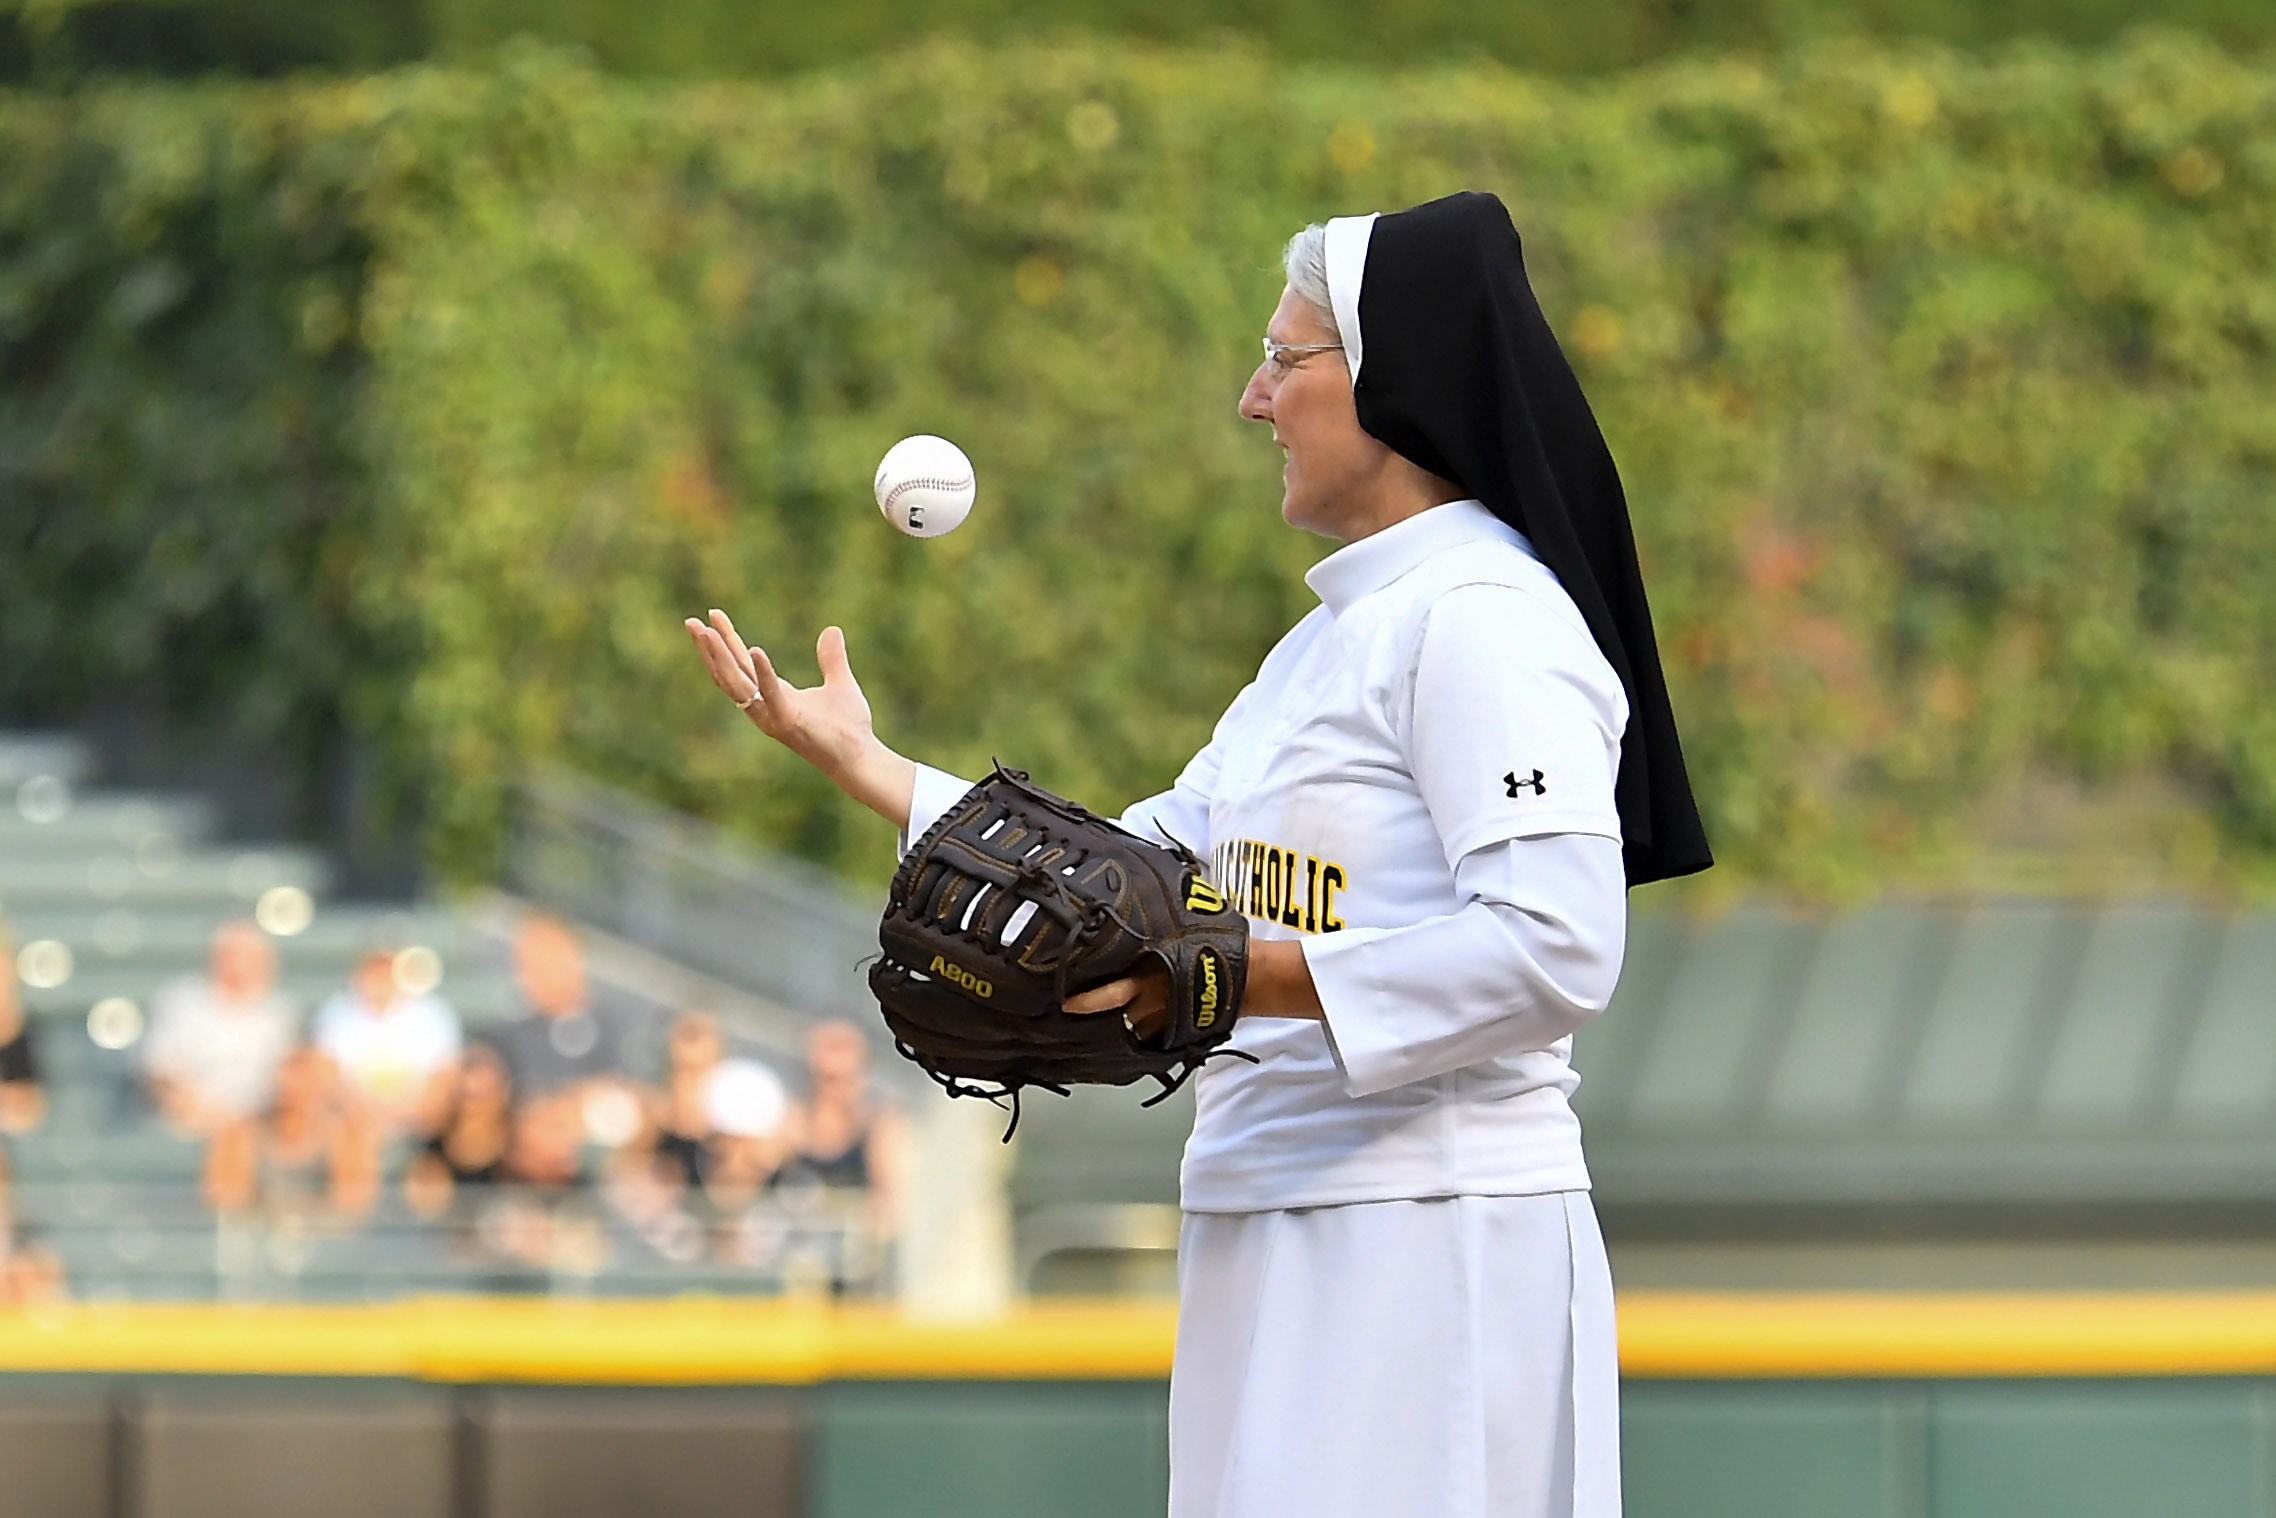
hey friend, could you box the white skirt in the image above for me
[1168,1191,1619,1518]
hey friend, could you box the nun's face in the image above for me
[1240,287,1390,539]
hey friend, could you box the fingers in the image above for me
[816,625,856,690]
[688,610,794,719]
[684,620,748,698]
[707,609,760,684]
[1063,978,1138,1016]
[748,643,786,708]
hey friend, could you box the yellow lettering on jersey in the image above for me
[1208,837,1349,935]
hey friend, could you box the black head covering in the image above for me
[1328,191,1711,885]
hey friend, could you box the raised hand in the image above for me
[684,609,917,828]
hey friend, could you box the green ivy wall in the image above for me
[3,35,2272,895]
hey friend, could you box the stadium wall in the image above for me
[5,1295,2276,1516]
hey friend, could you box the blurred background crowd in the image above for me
[0,897,907,1303]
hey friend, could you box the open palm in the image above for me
[685,609,876,779]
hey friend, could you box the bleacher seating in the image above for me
[0,732,866,1301]
[32,724,2267,1301]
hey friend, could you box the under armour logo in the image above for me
[1504,769,1546,798]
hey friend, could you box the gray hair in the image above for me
[1283,224,1333,324]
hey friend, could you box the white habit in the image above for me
[1171,1192,1619,1518]
[904,498,1633,1516]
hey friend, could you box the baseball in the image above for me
[874,434,976,539]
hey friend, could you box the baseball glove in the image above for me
[869,765,1251,1132]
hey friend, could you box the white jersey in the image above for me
[907,499,1631,1213]
[313,991,462,1111]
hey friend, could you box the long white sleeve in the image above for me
[1115,768,1216,857]
[1304,831,1627,1098]
[898,761,1220,873]
[898,760,1212,858]
[899,763,979,853]
[898,680,1255,859]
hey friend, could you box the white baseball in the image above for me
[874,434,976,539]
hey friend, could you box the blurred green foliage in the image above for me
[3,35,2273,897]
[0,80,386,806]
[0,0,424,77]
[5,0,2275,82]
[429,0,2276,78]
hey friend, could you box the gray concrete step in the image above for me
[0,731,94,787]
[17,972,523,1025]
[4,1126,205,1183]
[0,849,331,908]
[2,904,466,949]
[3,914,498,983]
[0,794,218,854]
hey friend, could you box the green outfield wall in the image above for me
[5,1297,2276,1515]
[4,1374,2276,1517]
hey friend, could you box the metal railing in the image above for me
[505,773,880,1022]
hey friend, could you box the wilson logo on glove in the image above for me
[1194,947,1225,1028]
[928,954,993,999]
[1184,876,1229,914]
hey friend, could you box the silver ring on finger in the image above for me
[738,688,765,711]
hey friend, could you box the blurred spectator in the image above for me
[650,1011,727,1194]
[618,1013,789,1265]
[507,1094,589,1195]
[314,946,460,1135]
[486,1088,605,1273]
[405,1043,513,1220]
[701,1058,792,1195]
[204,1045,375,1222]
[411,1035,603,1272]
[498,915,650,1168]
[142,921,297,1134]
[774,1020,909,1248]
[646,1012,788,1199]
[0,918,45,1135]
[0,1144,64,1305]
[498,916,632,1095]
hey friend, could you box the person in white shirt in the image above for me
[686,191,1710,1517]
[143,920,299,1134]
[313,947,462,1136]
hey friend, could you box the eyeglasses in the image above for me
[1261,338,1343,378]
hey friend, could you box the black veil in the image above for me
[1324,191,1711,886]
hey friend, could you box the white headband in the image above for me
[1323,213,1378,385]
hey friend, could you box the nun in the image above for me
[688,190,1711,1517]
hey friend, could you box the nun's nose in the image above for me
[1239,368,1275,422]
